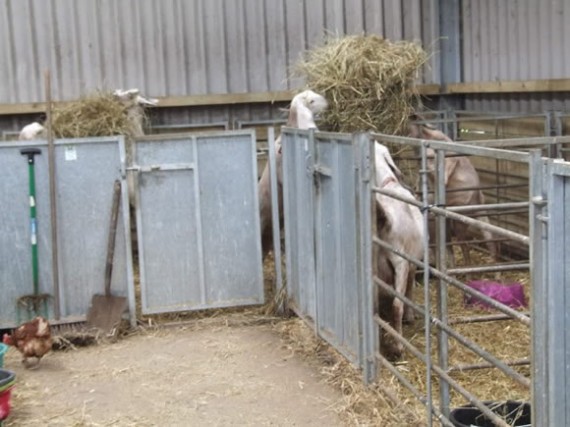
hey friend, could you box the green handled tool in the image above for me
[18,148,51,322]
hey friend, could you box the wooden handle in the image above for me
[104,180,122,296]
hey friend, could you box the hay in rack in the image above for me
[294,34,428,135]
[50,91,148,139]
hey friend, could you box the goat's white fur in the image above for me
[374,142,424,358]
[258,89,328,257]
[19,122,46,140]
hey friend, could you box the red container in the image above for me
[0,387,13,421]
[0,370,15,422]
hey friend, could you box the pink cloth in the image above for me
[465,280,527,309]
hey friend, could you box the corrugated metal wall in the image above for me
[0,0,435,104]
[462,0,570,112]
[5,1,569,125]
[0,0,439,132]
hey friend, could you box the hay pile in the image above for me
[295,34,428,134]
[50,91,146,139]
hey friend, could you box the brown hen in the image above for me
[2,316,52,368]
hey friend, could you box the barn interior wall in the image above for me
[0,0,436,105]
[2,1,570,132]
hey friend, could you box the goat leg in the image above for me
[403,265,416,324]
[391,259,410,358]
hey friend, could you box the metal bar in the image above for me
[372,276,530,388]
[309,129,319,337]
[267,128,283,313]
[448,358,530,373]
[434,149,450,417]
[375,354,456,427]
[529,150,548,427]
[371,133,531,163]
[372,236,531,325]
[414,183,528,196]
[453,209,528,218]
[447,262,529,275]
[356,133,376,383]
[429,204,529,245]
[449,313,530,325]
[429,237,512,247]
[420,142,433,425]
[446,201,529,213]
[429,267,531,326]
[373,315,513,427]
[127,163,196,172]
[191,137,207,306]
[281,126,294,322]
[373,186,529,244]
[477,168,529,180]
[118,136,137,328]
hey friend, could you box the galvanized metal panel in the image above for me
[0,137,134,328]
[313,136,361,364]
[134,131,263,314]
[0,142,54,326]
[282,128,371,369]
[282,129,317,319]
[0,0,435,104]
[537,159,570,426]
[55,138,134,319]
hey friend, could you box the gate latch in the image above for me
[308,164,332,177]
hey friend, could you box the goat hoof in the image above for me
[403,312,416,324]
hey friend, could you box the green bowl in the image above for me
[0,344,7,369]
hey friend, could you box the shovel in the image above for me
[86,179,127,332]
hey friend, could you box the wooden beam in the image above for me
[417,79,570,95]
[0,90,296,115]
[2,79,570,116]
[155,90,296,107]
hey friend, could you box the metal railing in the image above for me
[369,133,545,426]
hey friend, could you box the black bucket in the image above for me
[449,401,531,427]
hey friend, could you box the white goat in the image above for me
[112,89,158,206]
[258,90,328,257]
[408,122,497,266]
[112,88,158,137]
[374,142,424,359]
[19,122,46,140]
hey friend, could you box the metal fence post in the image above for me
[542,158,570,426]
[435,148,450,418]
[420,142,433,426]
[355,132,377,383]
[529,149,548,427]
[267,127,284,311]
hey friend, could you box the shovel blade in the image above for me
[86,294,128,332]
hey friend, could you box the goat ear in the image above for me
[136,95,158,106]
[113,88,139,101]
[444,157,459,186]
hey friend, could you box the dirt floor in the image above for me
[3,323,345,426]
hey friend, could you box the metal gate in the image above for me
[532,157,570,427]
[281,129,375,375]
[132,131,264,315]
